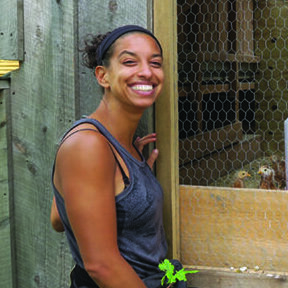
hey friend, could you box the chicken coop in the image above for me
[155,0,288,287]
[1,0,288,287]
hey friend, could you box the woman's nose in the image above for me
[138,62,153,78]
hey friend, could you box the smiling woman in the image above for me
[50,25,186,288]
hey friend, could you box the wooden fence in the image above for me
[0,1,153,287]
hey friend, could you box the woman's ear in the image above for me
[95,66,109,88]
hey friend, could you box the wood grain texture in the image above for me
[186,267,288,288]
[154,0,180,259]
[0,0,24,60]
[0,87,14,287]
[9,0,76,287]
[180,185,288,272]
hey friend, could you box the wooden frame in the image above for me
[180,186,288,272]
[154,0,180,259]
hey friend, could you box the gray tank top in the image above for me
[52,118,168,280]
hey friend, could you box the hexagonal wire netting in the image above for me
[177,0,288,189]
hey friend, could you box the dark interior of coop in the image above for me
[177,0,286,188]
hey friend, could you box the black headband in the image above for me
[96,25,162,65]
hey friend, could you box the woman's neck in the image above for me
[89,100,143,149]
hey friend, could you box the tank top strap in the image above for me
[64,118,130,187]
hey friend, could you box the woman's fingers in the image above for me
[146,149,159,170]
[134,133,157,153]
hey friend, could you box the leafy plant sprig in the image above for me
[158,259,198,288]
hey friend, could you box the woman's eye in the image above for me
[123,60,136,65]
[151,60,162,68]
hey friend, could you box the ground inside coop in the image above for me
[211,155,285,189]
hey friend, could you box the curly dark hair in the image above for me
[80,31,113,70]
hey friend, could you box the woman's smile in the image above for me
[131,84,153,92]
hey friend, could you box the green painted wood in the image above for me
[9,0,76,287]
[3,0,152,287]
[0,0,24,60]
[0,80,10,89]
[0,89,14,287]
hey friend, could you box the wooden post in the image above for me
[154,0,180,259]
[0,83,15,287]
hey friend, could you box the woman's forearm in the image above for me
[85,256,147,288]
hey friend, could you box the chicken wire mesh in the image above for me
[177,0,288,189]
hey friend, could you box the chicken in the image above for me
[270,155,286,189]
[233,170,251,188]
[258,165,277,190]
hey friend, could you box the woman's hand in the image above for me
[134,133,159,169]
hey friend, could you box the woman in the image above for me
[50,25,185,288]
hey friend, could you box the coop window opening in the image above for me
[177,0,287,189]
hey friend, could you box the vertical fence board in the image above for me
[154,0,180,259]
[0,0,24,60]
[0,87,14,287]
[9,0,76,287]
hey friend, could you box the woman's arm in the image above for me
[55,131,147,288]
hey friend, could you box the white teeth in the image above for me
[131,85,153,91]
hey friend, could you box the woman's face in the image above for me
[102,32,164,111]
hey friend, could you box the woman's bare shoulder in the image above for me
[55,125,115,182]
[59,123,110,156]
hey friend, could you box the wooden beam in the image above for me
[180,186,288,272]
[186,267,288,288]
[0,89,14,287]
[154,0,180,259]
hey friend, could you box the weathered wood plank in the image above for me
[0,80,10,90]
[180,186,288,272]
[186,267,288,288]
[9,0,76,287]
[236,0,254,56]
[154,0,180,259]
[0,89,14,287]
[0,0,24,60]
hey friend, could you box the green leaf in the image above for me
[159,259,176,285]
[159,259,198,286]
